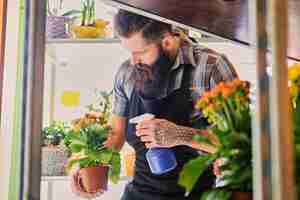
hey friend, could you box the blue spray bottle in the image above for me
[129,113,177,175]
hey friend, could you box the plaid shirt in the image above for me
[112,40,238,119]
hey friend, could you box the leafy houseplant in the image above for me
[65,91,120,193]
[179,80,252,200]
[41,121,70,176]
[71,0,109,38]
[288,63,300,197]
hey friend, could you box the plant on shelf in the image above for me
[179,79,252,200]
[41,121,71,176]
[47,0,81,18]
[71,0,109,39]
[65,91,120,193]
[42,121,70,146]
[86,89,112,115]
[288,63,300,197]
[46,0,81,39]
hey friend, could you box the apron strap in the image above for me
[180,64,194,90]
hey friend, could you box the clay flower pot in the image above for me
[232,191,252,200]
[77,165,109,193]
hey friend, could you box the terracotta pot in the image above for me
[232,191,252,200]
[77,165,109,193]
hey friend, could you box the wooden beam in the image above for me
[253,0,272,199]
[269,0,296,199]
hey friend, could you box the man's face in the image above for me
[121,31,165,67]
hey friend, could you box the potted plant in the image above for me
[71,0,109,39]
[65,90,120,193]
[288,63,300,197]
[41,121,70,176]
[46,0,81,39]
[179,80,252,200]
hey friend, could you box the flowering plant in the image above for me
[179,79,252,200]
[64,91,120,183]
[288,63,300,197]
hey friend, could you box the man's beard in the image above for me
[131,46,174,98]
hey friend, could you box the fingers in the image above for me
[213,161,221,176]
[136,118,165,130]
[136,128,154,137]
[145,142,159,149]
[140,135,154,142]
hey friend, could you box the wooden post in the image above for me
[21,0,47,199]
[253,0,272,199]
[269,0,296,199]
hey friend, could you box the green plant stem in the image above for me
[222,101,235,131]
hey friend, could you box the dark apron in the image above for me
[121,65,214,200]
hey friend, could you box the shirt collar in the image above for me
[171,42,197,70]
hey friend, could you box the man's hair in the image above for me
[114,9,172,42]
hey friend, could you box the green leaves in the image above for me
[200,189,232,200]
[66,122,121,184]
[193,134,215,146]
[61,9,81,18]
[70,143,85,153]
[294,98,300,196]
[42,121,70,146]
[97,149,113,165]
[109,152,121,184]
[179,155,215,193]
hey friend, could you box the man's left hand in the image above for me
[135,119,185,148]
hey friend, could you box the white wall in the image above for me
[44,43,130,123]
[0,0,21,199]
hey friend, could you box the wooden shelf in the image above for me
[104,0,300,61]
[46,38,121,44]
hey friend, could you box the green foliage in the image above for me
[86,90,113,117]
[179,80,252,200]
[80,0,96,26]
[293,97,300,198]
[47,0,81,18]
[200,189,232,200]
[66,123,121,183]
[179,155,216,193]
[42,121,70,146]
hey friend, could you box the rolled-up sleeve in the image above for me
[112,63,130,117]
[211,54,239,85]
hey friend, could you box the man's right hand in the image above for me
[69,167,104,198]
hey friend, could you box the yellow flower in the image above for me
[288,64,300,81]
[290,84,299,97]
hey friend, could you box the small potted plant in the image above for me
[41,121,70,176]
[65,91,120,193]
[71,0,109,39]
[46,0,81,39]
[179,80,252,200]
[65,113,120,193]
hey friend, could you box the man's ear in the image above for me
[161,33,176,51]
